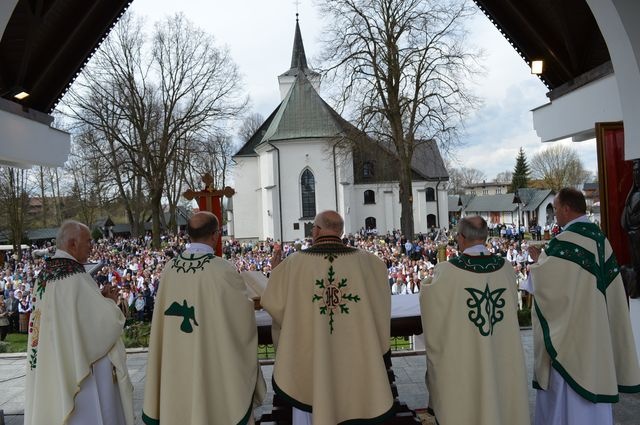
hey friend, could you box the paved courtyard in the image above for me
[0,329,638,424]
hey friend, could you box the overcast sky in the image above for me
[129,0,598,181]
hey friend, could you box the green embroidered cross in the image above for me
[164,300,199,333]
[465,283,506,336]
[312,265,360,334]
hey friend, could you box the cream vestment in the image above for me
[142,247,265,425]
[25,251,133,425]
[262,236,394,424]
[529,221,640,424]
[420,251,530,425]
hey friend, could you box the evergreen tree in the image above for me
[510,147,530,192]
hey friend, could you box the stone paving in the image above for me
[0,329,638,424]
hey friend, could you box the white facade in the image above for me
[232,136,449,241]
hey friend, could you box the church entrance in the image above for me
[427,214,436,229]
[365,217,377,232]
[304,221,314,238]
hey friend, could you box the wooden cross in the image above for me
[183,173,235,256]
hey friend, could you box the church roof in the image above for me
[234,105,281,157]
[279,16,320,79]
[261,72,351,142]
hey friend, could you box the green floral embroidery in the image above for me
[312,265,360,334]
[29,348,37,370]
[450,255,504,273]
[547,223,619,295]
[171,254,213,274]
[465,283,506,336]
[164,300,199,333]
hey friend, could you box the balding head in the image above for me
[457,216,488,251]
[187,212,219,244]
[56,220,92,263]
[312,210,344,242]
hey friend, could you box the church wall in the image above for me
[259,150,278,240]
[231,156,263,240]
[349,182,449,236]
[273,139,337,241]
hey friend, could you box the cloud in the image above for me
[128,0,598,183]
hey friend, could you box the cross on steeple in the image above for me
[294,0,301,16]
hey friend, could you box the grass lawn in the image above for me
[0,326,419,356]
[0,333,28,353]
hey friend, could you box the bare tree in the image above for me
[64,12,246,247]
[530,144,591,192]
[319,0,481,237]
[447,166,486,194]
[0,167,31,258]
[494,170,513,184]
[237,112,265,143]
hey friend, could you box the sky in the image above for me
[128,0,598,181]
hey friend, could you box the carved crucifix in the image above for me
[183,173,235,256]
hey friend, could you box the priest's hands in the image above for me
[271,243,283,269]
[101,284,119,302]
[529,246,542,263]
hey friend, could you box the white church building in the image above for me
[230,18,449,242]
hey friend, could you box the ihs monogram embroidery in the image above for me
[312,265,360,334]
[465,283,506,336]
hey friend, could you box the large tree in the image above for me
[319,0,481,238]
[0,167,31,258]
[530,144,591,191]
[64,12,245,247]
[510,147,530,192]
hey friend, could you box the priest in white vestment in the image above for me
[262,210,394,424]
[142,212,265,425]
[25,220,133,425]
[526,188,640,425]
[420,216,530,425]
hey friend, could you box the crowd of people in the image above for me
[7,187,640,425]
[0,222,544,337]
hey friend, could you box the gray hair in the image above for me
[56,220,88,250]
[458,216,488,243]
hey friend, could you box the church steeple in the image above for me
[278,14,320,100]
[290,14,309,70]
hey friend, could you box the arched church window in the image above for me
[363,161,374,178]
[301,169,316,218]
[426,187,435,202]
[364,190,376,204]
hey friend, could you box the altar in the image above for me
[254,293,422,345]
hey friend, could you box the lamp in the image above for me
[512,190,522,238]
[531,60,544,75]
[14,91,29,100]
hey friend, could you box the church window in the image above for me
[301,169,316,218]
[364,190,375,204]
[363,161,374,178]
[425,188,435,202]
